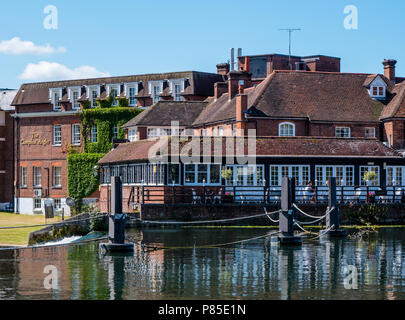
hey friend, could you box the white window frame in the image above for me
[386,166,405,186]
[71,124,81,145]
[360,166,380,186]
[314,165,355,186]
[269,165,310,186]
[112,125,118,140]
[218,126,224,136]
[54,199,62,211]
[33,198,42,211]
[365,127,376,138]
[33,167,42,187]
[125,83,139,106]
[87,85,100,108]
[149,80,164,104]
[53,166,62,187]
[106,84,120,106]
[225,165,265,186]
[168,79,186,102]
[68,87,81,110]
[49,88,63,111]
[128,128,138,142]
[53,125,62,146]
[278,122,295,137]
[91,125,97,143]
[335,127,351,138]
[21,167,27,188]
[184,164,222,186]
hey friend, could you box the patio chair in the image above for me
[213,188,223,204]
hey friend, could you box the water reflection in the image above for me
[1,228,405,300]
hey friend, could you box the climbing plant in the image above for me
[81,107,141,154]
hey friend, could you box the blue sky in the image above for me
[0,0,404,88]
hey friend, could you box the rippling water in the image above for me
[1,227,405,300]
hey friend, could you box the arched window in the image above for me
[279,122,295,137]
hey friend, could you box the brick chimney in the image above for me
[216,63,230,75]
[235,84,248,136]
[228,70,252,100]
[214,82,228,100]
[383,59,397,82]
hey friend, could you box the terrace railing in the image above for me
[123,184,405,206]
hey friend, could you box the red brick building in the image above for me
[11,71,224,215]
[0,89,17,209]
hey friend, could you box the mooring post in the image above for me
[321,177,347,238]
[100,176,134,253]
[278,177,302,245]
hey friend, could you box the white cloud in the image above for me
[19,61,111,81]
[0,37,66,55]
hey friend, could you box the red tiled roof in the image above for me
[98,136,402,165]
[380,81,405,119]
[193,71,389,126]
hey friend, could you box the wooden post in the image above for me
[321,177,347,238]
[278,177,301,245]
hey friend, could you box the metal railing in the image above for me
[121,185,405,206]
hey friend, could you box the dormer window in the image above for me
[49,88,62,111]
[125,83,139,106]
[148,80,164,104]
[168,79,186,102]
[87,85,100,108]
[106,84,120,106]
[68,87,81,110]
[368,76,387,99]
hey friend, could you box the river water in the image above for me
[1,227,405,300]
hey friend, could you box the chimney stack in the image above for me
[383,59,397,82]
[236,86,248,136]
[216,63,230,75]
[227,70,252,100]
[214,82,228,100]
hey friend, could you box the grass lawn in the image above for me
[0,212,62,246]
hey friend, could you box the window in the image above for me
[54,199,62,211]
[386,166,404,186]
[91,89,98,107]
[128,128,138,142]
[33,167,41,187]
[371,86,385,98]
[53,91,62,111]
[315,166,354,186]
[34,199,42,210]
[21,167,27,187]
[112,125,118,140]
[91,125,97,143]
[270,165,310,186]
[225,165,265,186]
[184,164,222,185]
[53,125,62,146]
[212,128,216,136]
[360,166,379,186]
[279,122,295,137]
[72,124,81,145]
[232,124,237,136]
[53,166,62,187]
[218,126,223,136]
[201,129,207,136]
[71,90,80,110]
[107,84,119,106]
[174,84,182,101]
[365,127,376,138]
[335,127,351,138]
[129,87,137,106]
[168,164,180,185]
[153,85,161,103]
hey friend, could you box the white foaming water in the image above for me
[37,236,82,247]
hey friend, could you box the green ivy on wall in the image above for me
[67,153,104,200]
[81,106,141,154]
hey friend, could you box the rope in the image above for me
[264,208,279,223]
[292,203,329,220]
[126,230,280,251]
[0,213,108,230]
[128,210,282,225]
[293,220,317,235]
